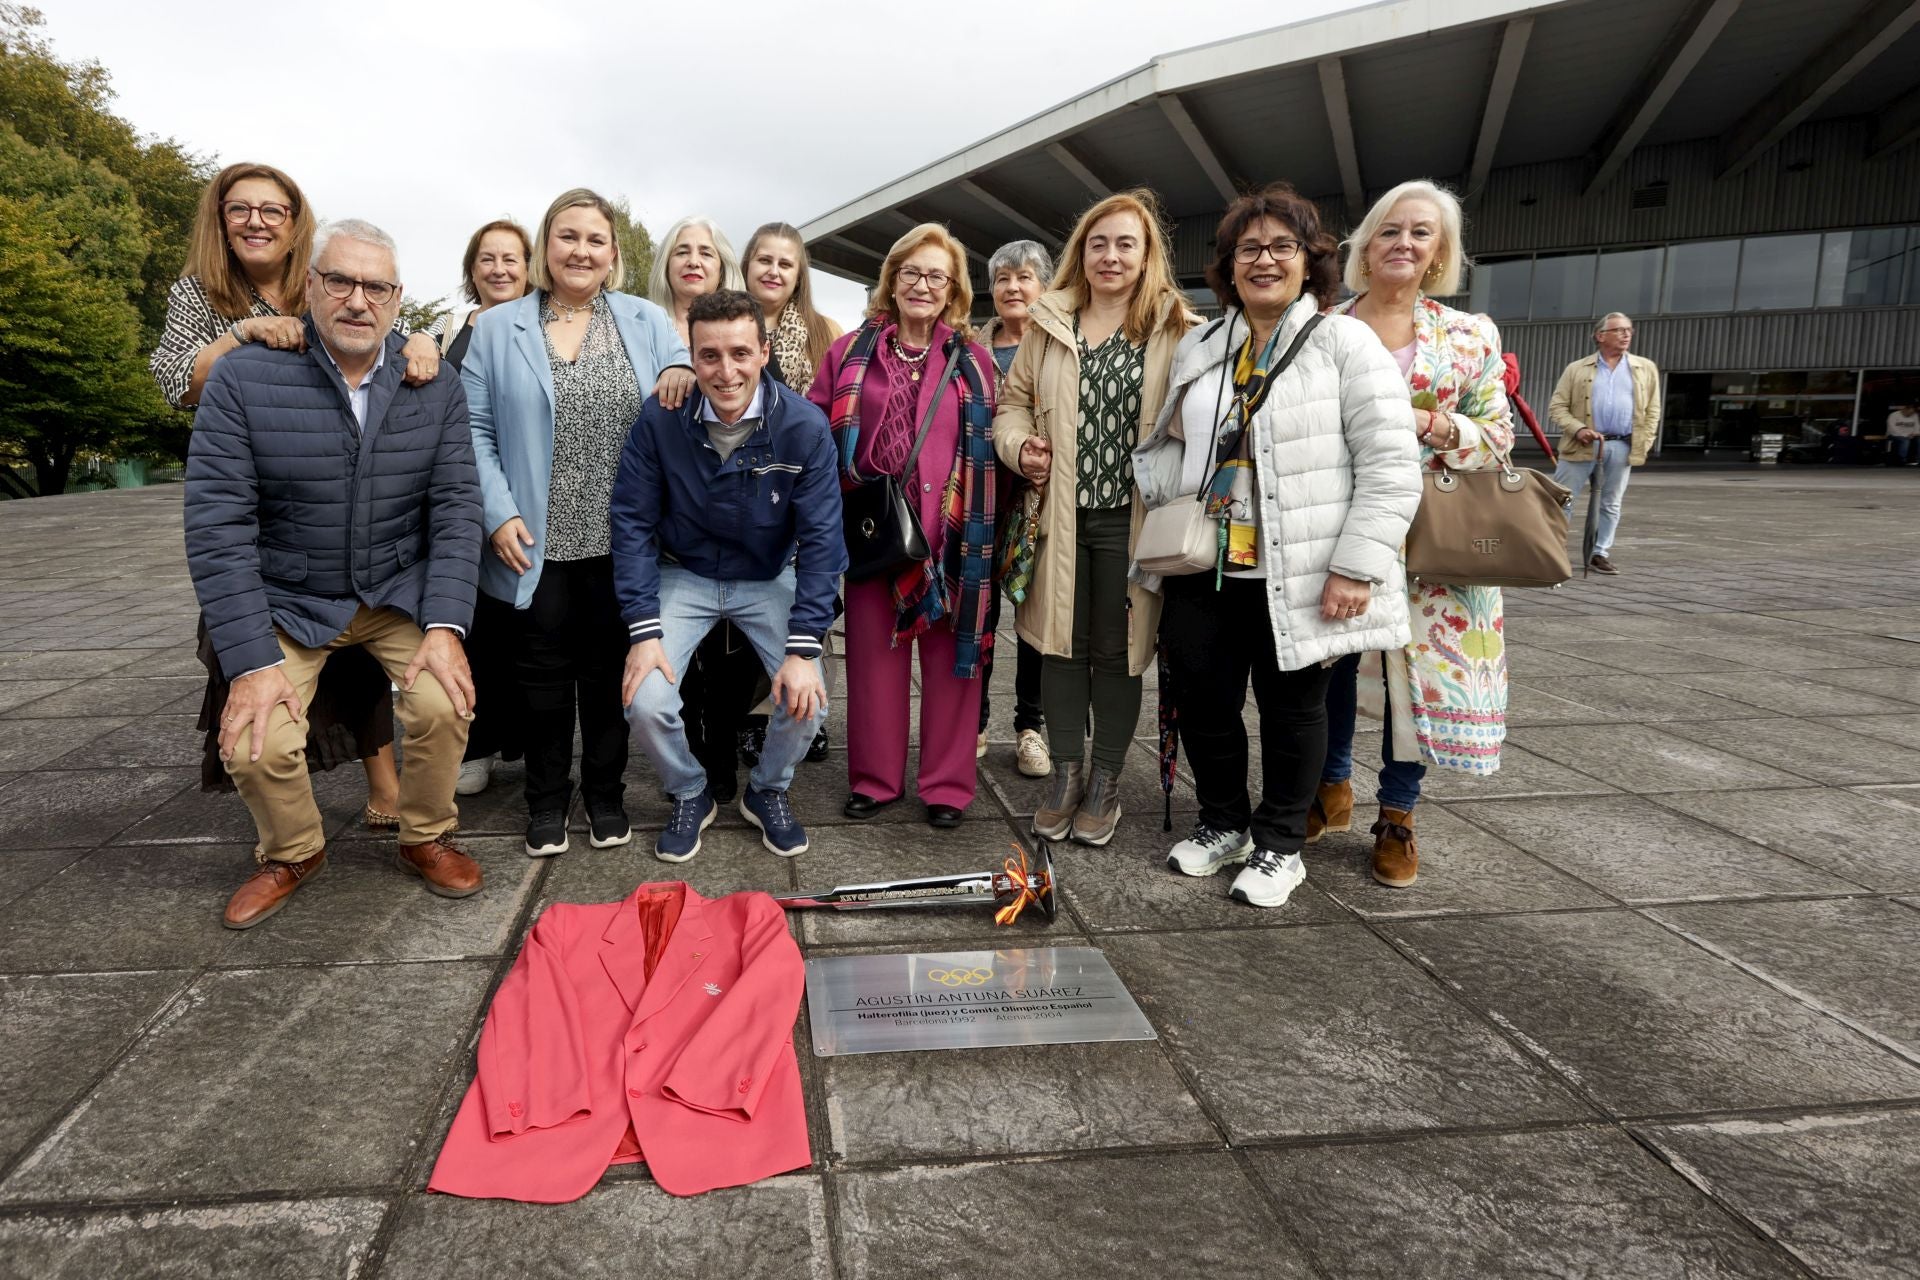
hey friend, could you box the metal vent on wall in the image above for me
[1631,181,1669,211]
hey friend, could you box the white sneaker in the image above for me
[455,754,495,797]
[1165,822,1253,876]
[977,732,988,760]
[1229,849,1307,908]
[1015,728,1051,778]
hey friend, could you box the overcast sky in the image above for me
[39,0,1361,327]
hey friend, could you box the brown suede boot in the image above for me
[1306,779,1354,844]
[396,834,484,898]
[223,849,326,930]
[1370,807,1418,888]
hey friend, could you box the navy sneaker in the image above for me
[655,790,716,864]
[740,786,808,857]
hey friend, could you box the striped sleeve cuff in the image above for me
[628,619,662,643]
[785,634,823,659]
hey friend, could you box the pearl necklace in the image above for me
[889,333,931,382]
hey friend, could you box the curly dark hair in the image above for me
[686,289,766,345]
[1204,182,1341,312]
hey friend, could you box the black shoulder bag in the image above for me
[842,348,964,582]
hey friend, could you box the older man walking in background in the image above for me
[1549,312,1661,576]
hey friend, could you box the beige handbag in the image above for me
[1404,456,1572,589]
[1136,495,1219,576]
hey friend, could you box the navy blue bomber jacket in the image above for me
[610,372,846,658]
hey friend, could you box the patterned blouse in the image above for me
[1075,325,1146,509]
[149,276,279,410]
[543,292,641,561]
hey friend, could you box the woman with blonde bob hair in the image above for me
[1315,178,1515,890]
[994,189,1199,847]
[807,223,1000,828]
[648,215,745,347]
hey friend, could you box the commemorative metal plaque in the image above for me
[804,946,1156,1056]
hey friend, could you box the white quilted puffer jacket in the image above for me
[1132,293,1422,672]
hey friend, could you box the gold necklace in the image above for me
[544,291,597,323]
[889,332,931,382]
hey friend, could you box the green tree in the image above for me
[399,293,448,336]
[610,197,654,297]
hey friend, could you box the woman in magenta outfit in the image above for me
[808,222,1000,829]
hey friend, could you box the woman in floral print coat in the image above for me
[1311,180,1515,890]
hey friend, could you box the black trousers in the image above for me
[680,624,766,792]
[463,591,529,763]
[1159,573,1333,854]
[516,555,628,813]
[978,634,1044,734]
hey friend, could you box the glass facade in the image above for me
[1661,366,1920,461]
[1663,240,1740,312]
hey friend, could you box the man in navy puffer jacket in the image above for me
[185,218,485,930]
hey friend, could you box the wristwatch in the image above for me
[229,319,251,344]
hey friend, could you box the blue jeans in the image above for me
[1891,436,1918,465]
[625,565,826,800]
[1553,438,1632,556]
[1321,652,1425,810]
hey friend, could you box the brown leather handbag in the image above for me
[1403,456,1572,589]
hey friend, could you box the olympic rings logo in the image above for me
[924,967,994,987]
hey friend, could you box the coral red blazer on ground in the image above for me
[428,883,810,1202]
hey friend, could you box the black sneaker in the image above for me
[738,725,765,767]
[525,809,569,858]
[806,729,830,763]
[587,798,631,849]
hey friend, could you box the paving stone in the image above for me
[1105,926,1585,1141]
[1253,1126,1802,1280]
[1310,803,1611,918]
[0,970,186,1170]
[0,680,79,714]
[101,646,212,679]
[0,843,257,973]
[0,649,143,681]
[0,767,196,848]
[1647,898,1920,1056]
[0,1196,388,1279]
[1530,640,1741,675]
[3,675,206,719]
[0,847,92,911]
[1681,634,1882,670]
[1510,723,1812,791]
[381,1177,828,1280]
[1448,795,1858,901]
[1813,712,1920,751]
[114,765,366,844]
[1418,742,1618,801]
[1636,1111,1920,1280]
[537,822,797,913]
[0,715,126,772]
[821,1039,1214,1164]
[982,740,1198,820]
[834,1154,1315,1280]
[1502,682,1609,727]
[1390,911,1920,1116]
[1802,633,1920,666]
[1655,716,1920,785]
[1654,787,1920,891]
[1515,674,1773,722]
[42,713,200,769]
[1659,668,1918,717]
[1854,783,1920,813]
[1800,663,1920,706]
[0,961,491,1202]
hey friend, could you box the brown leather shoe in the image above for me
[223,850,326,930]
[1588,554,1619,576]
[1370,807,1418,888]
[395,834,484,898]
[1306,779,1353,844]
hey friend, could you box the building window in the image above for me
[1594,247,1663,316]
[1468,258,1532,320]
[1817,228,1910,307]
[1530,253,1595,319]
[1662,240,1740,313]
[1736,234,1821,311]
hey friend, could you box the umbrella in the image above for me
[1155,637,1178,833]
[1580,450,1604,577]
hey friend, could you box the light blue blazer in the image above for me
[463,291,689,607]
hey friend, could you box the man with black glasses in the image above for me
[1549,312,1661,575]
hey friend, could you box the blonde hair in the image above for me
[1052,189,1189,343]
[183,162,315,318]
[648,216,745,311]
[866,223,974,340]
[745,221,838,377]
[529,188,625,293]
[1342,179,1467,297]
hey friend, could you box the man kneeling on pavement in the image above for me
[613,289,845,863]
[185,218,484,929]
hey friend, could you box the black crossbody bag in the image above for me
[841,350,963,581]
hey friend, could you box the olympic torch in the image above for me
[775,842,1057,925]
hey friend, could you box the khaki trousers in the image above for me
[226,605,469,862]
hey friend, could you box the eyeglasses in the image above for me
[315,271,398,306]
[223,201,292,227]
[1233,240,1302,264]
[1599,327,1634,335]
[897,266,952,290]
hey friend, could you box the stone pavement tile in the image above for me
[1252,1126,1802,1280]
[0,767,196,847]
[1105,926,1585,1141]
[447,765,538,837]
[0,680,78,713]
[1683,634,1885,670]
[793,828,1081,948]
[115,764,366,844]
[43,712,198,770]
[1806,633,1920,666]
[1390,911,1920,1116]
[1051,819,1349,933]
[624,749,931,830]
[1508,617,1651,648]
[834,1153,1316,1280]
[1699,612,1859,643]
[0,847,92,912]
[1855,784,1920,814]
[1656,717,1920,785]
[101,645,210,679]
[1514,674,1772,722]
[0,650,144,681]
[1647,898,1920,1056]
[1310,804,1611,918]
[0,715,126,771]
[1761,607,1920,634]
[219,836,542,965]
[382,1177,829,1280]
[0,1196,388,1279]
[1662,669,1918,717]
[0,961,492,1202]
[0,970,186,1169]
[1419,742,1618,801]
[1654,788,1920,892]
[1531,639,1747,675]
[821,1039,1215,1164]
[982,741,1198,819]
[1511,723,1812,792]
[1635,1111,1920,1280]
[0,843,256,973]
[2,675,205,719]
[1502,682,1609,727]
[1448,795,1858,902]
[1813,712,1920,750]
[538,823,797,911]
[1800,663,1920,706]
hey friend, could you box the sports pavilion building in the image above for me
[800,0,1920,462]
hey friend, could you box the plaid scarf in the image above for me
[827,315,998,676]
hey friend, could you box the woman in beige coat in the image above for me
[994,189,1198,846]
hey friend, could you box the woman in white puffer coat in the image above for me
[1133,182,1422,910]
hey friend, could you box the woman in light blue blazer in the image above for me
[463,187,691,859]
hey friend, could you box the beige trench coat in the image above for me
[991,288,1198,677]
